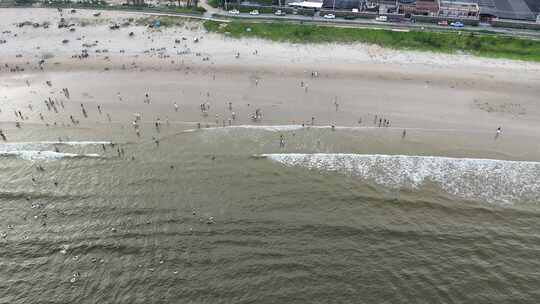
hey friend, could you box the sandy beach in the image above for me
[1,7,540,161]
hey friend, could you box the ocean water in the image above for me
[1,126,540,304]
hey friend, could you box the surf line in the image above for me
[182,124,496,134]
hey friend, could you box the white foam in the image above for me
[0,141,106,161]
[0,150,101,161]
[186,125,488,134]
[183,125,307,133]
[262,153,540,205]
[0,141,110,151]
[231,125,308,132]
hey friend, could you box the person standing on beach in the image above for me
[155,119,161,132]
[279,134,285,148]
[81,104,87,118]
[495,127,502,139]
[144,92,150,104]
[402,129,406,139]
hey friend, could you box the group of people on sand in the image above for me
[374,115,391,128]
[1,47,509,160]
[274,106,505,148]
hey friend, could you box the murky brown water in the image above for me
[1,124,540,304]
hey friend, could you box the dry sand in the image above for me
[1,8,540,161]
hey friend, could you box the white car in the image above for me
[323,14,336,19]
[375,15,388,22]
[228,9,240,14]
[249,10,259,15]
[274,10,285,16]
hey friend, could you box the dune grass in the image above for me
[204,20,540,62]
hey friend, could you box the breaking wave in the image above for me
[0,150,100,161]
[0,141,107,161]
[185,124,476,134]
[183,125,306,133]
[262,153,540,205]
[0,141,110,151]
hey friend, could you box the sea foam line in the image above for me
[0,150,101,161]
[183,125,486,134]
[262,153,540,205]
[0,141,111,151]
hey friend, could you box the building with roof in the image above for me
[415,0,439,14]
[319,0,539,20]
[440,0,479,17]
[321,0,363,9]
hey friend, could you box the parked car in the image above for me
[228,9,240,14]
[274,10,285,16]
[438,20,448,26]
[249,10,259,15]
[375,15,388,22]
[323,14,336,19]
[450,21,464,28]
[352,8,359,13]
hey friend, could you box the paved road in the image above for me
[214,11,540,39]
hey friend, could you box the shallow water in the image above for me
[1,126,540,303]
